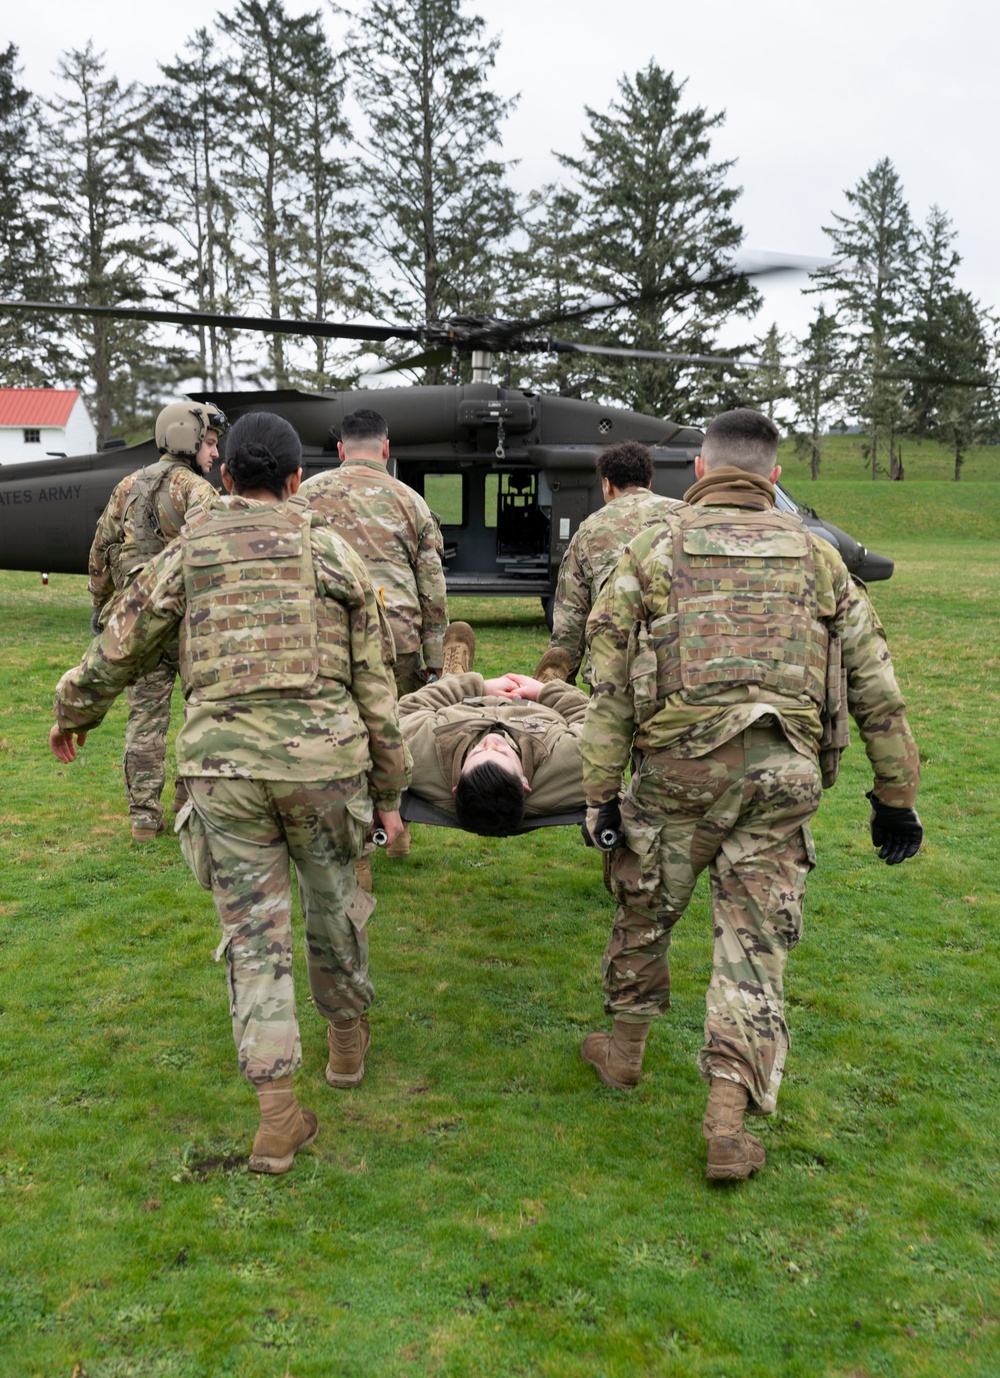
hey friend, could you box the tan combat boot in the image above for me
[131,819,167,843]
[385,822,411,858]
[580,1019,650,1089]
[441,621,476,676]
[703,1078,766,1181]
[326,1015,371,1088]
[532,647,574,683]
[248,1075,319,1175]
[354,853,373,893]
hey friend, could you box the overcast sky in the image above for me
[9,0,996,352]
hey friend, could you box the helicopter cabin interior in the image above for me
[394,459,556,597]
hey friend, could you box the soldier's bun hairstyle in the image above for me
[340,408,389,446]
[454,760,525,836]
[224,412,303,497]
[596,440,654,491]
[702,409,780,476]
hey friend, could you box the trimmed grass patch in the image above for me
[1,488,998,1375]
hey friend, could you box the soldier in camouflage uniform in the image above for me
[303,407,448,863]
[88,400,225,841]
[52,412,407,1176]
[579,409,922,1181]
[540,440,682,686]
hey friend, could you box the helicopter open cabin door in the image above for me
[494,470,550,579]
[399,455,558,602]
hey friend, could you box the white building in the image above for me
[0,389,97,465]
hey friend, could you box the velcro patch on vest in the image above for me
[681,527,808,559]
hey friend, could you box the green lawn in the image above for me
[777,433,1000,484]
[0,483,998,1376]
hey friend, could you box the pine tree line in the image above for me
[0,3,995,474]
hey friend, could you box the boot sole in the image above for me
[706,1159,764,1181]
[325,1057,366,1088]
[248,1119,320,1175]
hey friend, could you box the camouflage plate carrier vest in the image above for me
[116,458,189,588]
[631,506,828,720]
[178,494,350,700]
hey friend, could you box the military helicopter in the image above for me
[0,278,895,624]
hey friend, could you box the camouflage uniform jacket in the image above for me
[398,673,589,817]
[87,458,216,610]
[303,458,448,669]
[57,497,407,808]
[582,466,919,809]
[549,487,684,678]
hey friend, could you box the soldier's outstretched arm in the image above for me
[580,551,645,805]
[52,543,186,741]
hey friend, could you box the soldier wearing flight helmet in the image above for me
[88,399,227,840]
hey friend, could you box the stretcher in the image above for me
[399,788,585,834]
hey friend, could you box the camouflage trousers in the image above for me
[123,643,179,830]
[393,651,426,699]
[605,720,821,1115]
[184,774,376,1085]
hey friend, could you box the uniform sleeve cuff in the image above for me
[422,634,445,667]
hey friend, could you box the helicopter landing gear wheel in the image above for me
[541,595,555,632]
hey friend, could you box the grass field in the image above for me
[777,434,999,485]
[0,481,998,1377]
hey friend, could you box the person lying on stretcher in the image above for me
[398,622,585,836]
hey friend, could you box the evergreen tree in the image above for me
[41,44,173,445]
[508,183,593,394]
[556,62,757,423]
[810,158,914,479]
[153,28,243,391]
[287,15,361,389]
[744,323,792,424]
[0,44,67,386]
[904,205,962,436]
[218,0,323,387]
[931,290,994,479]
[788,306,843,479]
[349,0,518,376]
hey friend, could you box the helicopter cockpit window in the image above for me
[423,474,464,526]
[774,485,802,514]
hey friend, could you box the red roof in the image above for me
[0,389,81,428]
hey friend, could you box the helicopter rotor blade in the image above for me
[544,337,997,389]
[368,346,455,374]
[505,254,828,339]
[0,299,421,345]
[5,294,991,391]
[547,340,761,369]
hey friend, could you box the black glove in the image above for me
[866,790,923,865]
[90,607,103,637]
[582,799,623,851]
